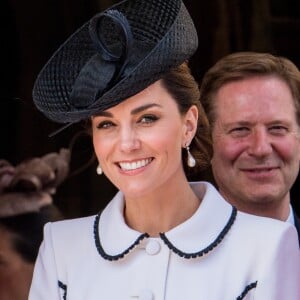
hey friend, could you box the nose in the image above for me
[119,126,140,153]
[247,128,273,157]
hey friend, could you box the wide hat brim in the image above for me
[32,0,198,124]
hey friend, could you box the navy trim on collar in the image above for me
[93,205,237,261]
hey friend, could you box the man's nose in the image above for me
[247,128,273,157]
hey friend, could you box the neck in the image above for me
[124,179,200,236]
[220,191,291,222]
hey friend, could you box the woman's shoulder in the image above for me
[235,210,298,249]
[237,210,293,231]
[51,214,96,229]
[44,214,98,247]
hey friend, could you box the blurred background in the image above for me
[2,0,300,217]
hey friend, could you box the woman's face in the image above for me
[0,226,34,300]
[92,80,198,199]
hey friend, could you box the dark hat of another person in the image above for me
[32,0,198,124]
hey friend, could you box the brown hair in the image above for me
[199,52,300,128]
[162,63,212,177]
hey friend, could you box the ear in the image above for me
[182,105,198,146]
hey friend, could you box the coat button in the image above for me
[145,240,161,255]
[139,289,154,300]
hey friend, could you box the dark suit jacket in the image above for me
[293,210,300,247]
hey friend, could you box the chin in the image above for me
[245,194,280,206]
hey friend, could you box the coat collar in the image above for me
[95,182,236,260]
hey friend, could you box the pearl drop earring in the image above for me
[96,164,102,175]
[186,143,196,167]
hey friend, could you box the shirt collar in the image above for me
[286,204,295,226]
[96,182,235,260]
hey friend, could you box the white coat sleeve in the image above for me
[28,223,63,300]
[254,225,300,299]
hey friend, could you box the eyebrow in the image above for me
[93,103,162,118]
[225,121,252,127]
[131,103,162,115]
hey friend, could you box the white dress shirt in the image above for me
[287,204,295,225]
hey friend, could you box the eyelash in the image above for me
[138,114,159,124]
[95,114,159,129]
[96,121,115,129]
[269,125,289,134]
[231,127,247,132]
[229,125,289,136]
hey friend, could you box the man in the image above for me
[199,52,300,243]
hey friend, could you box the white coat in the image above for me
[29,182,300,299]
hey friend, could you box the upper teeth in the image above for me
[119,158,152,171]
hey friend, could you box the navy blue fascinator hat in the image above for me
[32,0,198,124]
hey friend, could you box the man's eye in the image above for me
[139,115,159,124]
[229,127,249,137]
[230,127,249,132]
[269,126,288,135]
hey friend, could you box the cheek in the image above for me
[92,134,111,162]
[0,261,17,283]
[141,131,183,162]
[274,139,300,162]
[212,135,246,163]
[156,126,183,157]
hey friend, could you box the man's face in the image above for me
[211,75,300,218]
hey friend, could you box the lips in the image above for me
[118,158,153,171]
[240,166,280,181]
[241,166,278,173]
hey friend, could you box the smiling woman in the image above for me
[91,77,207,204]
[28,0,300,299]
